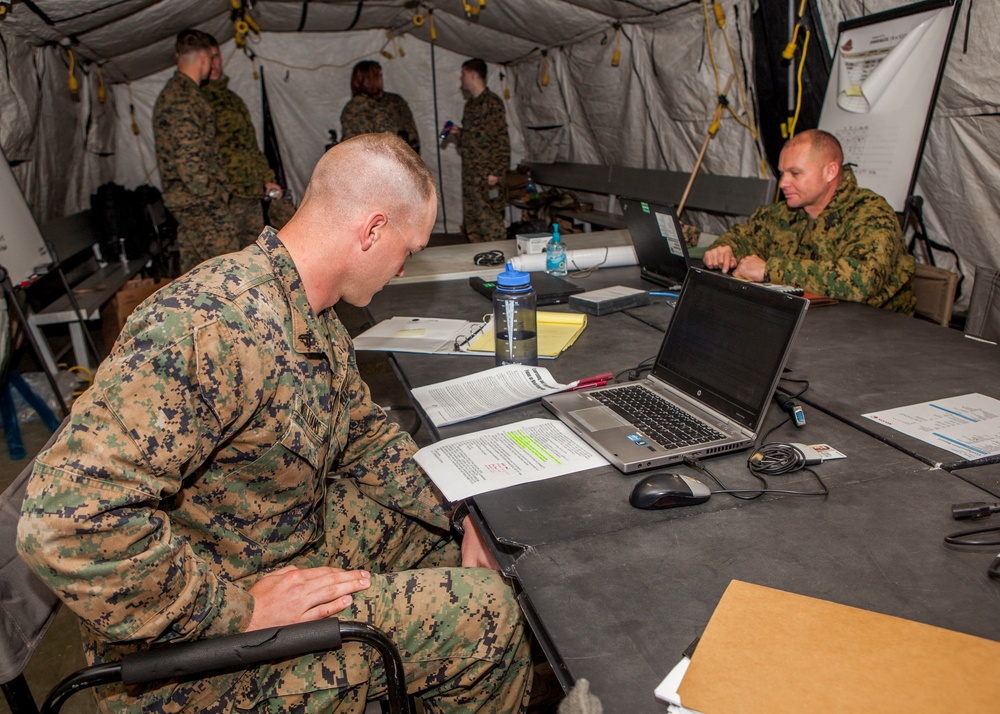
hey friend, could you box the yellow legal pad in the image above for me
[468,311,587,358]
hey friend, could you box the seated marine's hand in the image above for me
[703,245,738,274]
[246,565,371,632]
[733,254,767,283]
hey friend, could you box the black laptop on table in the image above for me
[621,197,690,290]
[469,272,584,306]
[543,268,809,473]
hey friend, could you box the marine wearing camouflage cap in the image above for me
[18,134,533,713]
[705,129,915,314]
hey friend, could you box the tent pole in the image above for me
[430,38,448,234]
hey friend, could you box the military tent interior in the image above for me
[0,0,996,315]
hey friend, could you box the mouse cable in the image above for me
[684,456,828,500]
[943,521,1000,581]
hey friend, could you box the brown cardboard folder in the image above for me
[677,580,1000,713]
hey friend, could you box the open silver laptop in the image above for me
[621,197,690,290]
[543,268,809,473]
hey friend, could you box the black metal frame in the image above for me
[3,619,411,714]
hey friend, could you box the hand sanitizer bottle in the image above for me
[545,223,567,276]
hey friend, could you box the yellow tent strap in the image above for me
[612,26,621,67]
[66,48,78,95]
[701,0,722,97]
[96,64,106,103]
[540,51,549,87]
[787,29,810,139]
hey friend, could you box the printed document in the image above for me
[412,365,569,427]
[414,418,608,501]
[864,393,1000,461]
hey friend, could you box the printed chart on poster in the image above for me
[818,0,961,212]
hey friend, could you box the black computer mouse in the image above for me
[629,472,712,509]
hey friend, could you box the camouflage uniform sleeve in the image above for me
[485,94,510,179]
[708,204,779,259]
[237,99,276,189]
[17,302,263,645]
[764,197,906,304]
[398,96,420,154]
[335,325,449,528]
[340,98,363,141]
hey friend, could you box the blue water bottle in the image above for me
[493,262,538,366]
[545,223,567,276]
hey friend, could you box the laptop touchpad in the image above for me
[571,407,630,432]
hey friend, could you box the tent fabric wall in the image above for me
[0,31,115,223]
[814,0,999,313]
[0,0,996,314]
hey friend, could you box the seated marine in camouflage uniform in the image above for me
[341,60,420,154]
[202,35,291,246]
[17,134,533,714]
[704,129,916,314]
[152,30,240,274]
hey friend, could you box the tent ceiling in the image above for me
[1,0,701,82]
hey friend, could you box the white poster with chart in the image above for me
[818,0,961,212]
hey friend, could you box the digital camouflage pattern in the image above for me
[340,93,421,154]
[459,89,510,243]
[173,202,241,273]
[201,76,277,200]
[152,72,240,272]
[17,227,533,713]
[230,195,266,248]
[709,168,916,313]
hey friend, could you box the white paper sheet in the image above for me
[863,393,1000,461]
[351,316,488,355]
[411,365,570,427]
[413,418,608,501]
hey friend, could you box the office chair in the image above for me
[0,427,412,714]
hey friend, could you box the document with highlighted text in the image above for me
[414,418,608,501]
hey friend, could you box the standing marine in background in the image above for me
[340,60,421,153]
[201,35,293,245]
[152,29,240,273]
[443,58,510,243]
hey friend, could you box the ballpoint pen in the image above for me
[567,371,613,391]
[648,291,679,298]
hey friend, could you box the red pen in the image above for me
[567,372,613,391]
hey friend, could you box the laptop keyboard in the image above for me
[592,385,726,449]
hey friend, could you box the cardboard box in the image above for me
[100,277,171,351]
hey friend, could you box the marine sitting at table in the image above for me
[702,129,915,314]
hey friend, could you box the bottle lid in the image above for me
[496,261,531,289]
[551,223,561,243]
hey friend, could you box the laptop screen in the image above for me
[653,268,807,431]
[620,198,689,288]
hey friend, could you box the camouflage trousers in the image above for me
[230,197,266,248]
[171,202,241,274]
[99,477,533,714]
[462,176,507,243]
